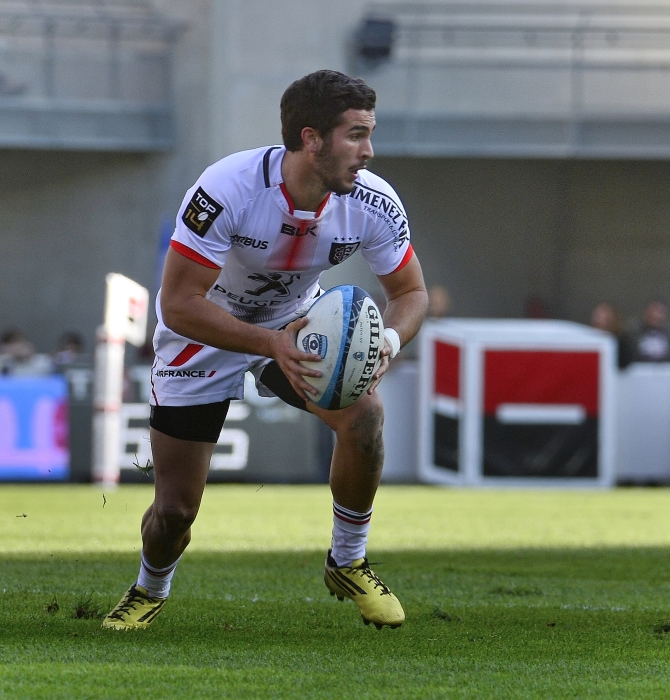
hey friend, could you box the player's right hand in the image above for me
[267,317,322,402]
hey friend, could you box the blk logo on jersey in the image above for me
[280,222,317,237]
[266,216,320,270]
[182,187,224,237]
[329,241,360,265]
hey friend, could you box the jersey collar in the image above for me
[279,182,331,218]
[267,146,332,219]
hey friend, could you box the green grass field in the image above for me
[2,485,670,698]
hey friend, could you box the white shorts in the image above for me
[150,329,274,407]
[150,285,324,407]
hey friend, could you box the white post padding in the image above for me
[92,274,149,485]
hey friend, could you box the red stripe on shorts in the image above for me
[168,343,204,367]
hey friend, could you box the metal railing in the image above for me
[0,0,183,150]
[356,3,670,157]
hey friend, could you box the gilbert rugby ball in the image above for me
[296,285,384,410]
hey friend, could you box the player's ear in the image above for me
[301,126,321,154]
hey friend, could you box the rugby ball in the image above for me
[296,285,384,410]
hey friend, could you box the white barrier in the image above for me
[384,342,670,486]
[111,337,670,486]
[615,364,670,482]
[378,361,420,482]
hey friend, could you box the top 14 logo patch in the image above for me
[182,187,224,237]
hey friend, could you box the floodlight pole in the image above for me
[92,273,149,486]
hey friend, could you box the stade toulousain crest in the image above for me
[329,242,360,265]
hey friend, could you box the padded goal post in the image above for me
[92,274,149,485]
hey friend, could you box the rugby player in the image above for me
[102,70,428,631]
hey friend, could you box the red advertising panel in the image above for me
[434,341,460,398]
[484,350,599,416]
[433,341,460,472]
[483,350,600,478]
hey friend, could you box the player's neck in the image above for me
[281,150,329,212]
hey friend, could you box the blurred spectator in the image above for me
[0,328,52,376]
[427,284,452,319]
[525,295,549,319]
[590,302,635,369]
[52,331,85,370]
[634,300,670,362]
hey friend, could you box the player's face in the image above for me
[314,109,375,195]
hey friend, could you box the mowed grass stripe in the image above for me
[2,486,670,698]
[2,551,670,698]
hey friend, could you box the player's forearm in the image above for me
[162,295,277,358]
[382,288,429,348]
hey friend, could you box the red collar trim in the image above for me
[279,182,294,214]
[316,193,331,217]
[279,183,331,217]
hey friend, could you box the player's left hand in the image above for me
[367,340,391,394]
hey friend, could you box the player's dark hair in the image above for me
[280,70,376,151]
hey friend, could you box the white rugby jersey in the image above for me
[161,145,413,330]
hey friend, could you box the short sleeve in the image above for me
[171,162,237,268]
[355,173,412,276]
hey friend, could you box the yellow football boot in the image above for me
[101,584,167,630]
[324,551,405,629]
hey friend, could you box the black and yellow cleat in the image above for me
[324,550,405,629]
[101,584,167,630]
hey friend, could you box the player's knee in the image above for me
[341,394,384,459]
[153,503,198,537]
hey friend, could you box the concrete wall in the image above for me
[369,156,670,326]
[359,1,670,158]
[0,0,214,356]
[0,0,378,356]
[0,150,166,353]
[203,0,670,325]
[209,0,368,160]
[3,0,670,359]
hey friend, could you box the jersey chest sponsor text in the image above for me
[230,234,268,250]
[349,185,405,224]
[229,219,362,273]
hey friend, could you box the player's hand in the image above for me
[267,316,322,402]
[367,340,391,394]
